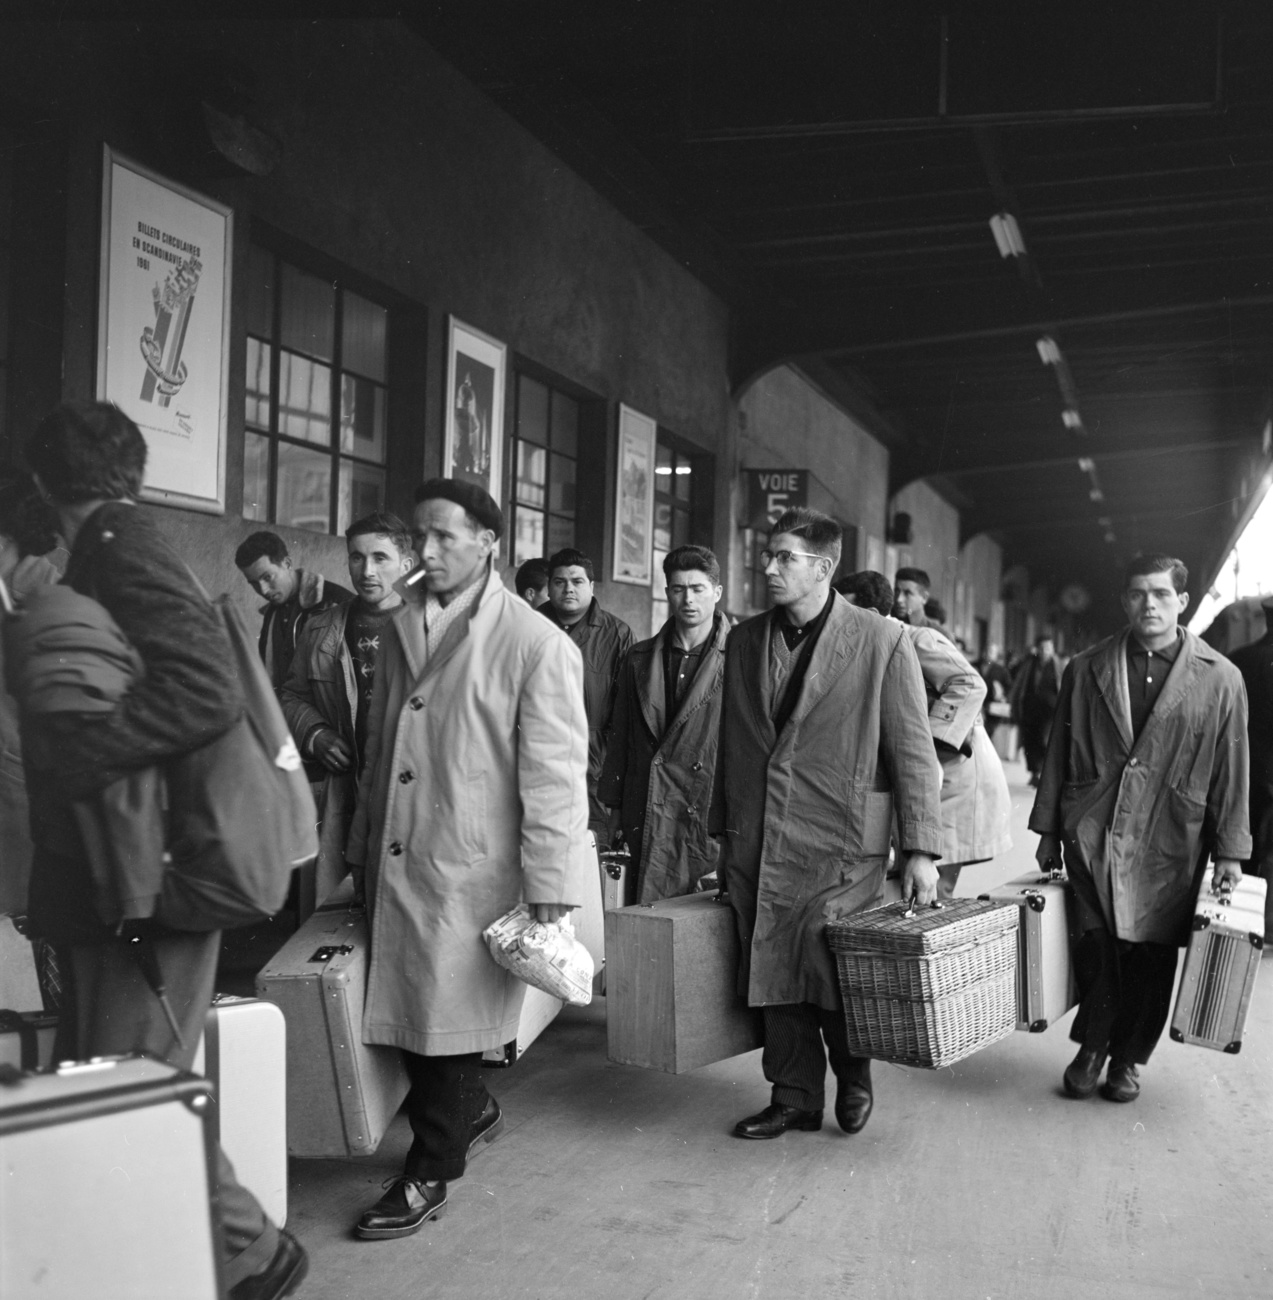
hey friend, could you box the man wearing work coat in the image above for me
[345,478,592,1239]
[711,508,944,1141]
[598,544,727,903]
[1030,553,1249,1104]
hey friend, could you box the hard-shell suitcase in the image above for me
[600,844,630,910]
[0,1008,57,1071]
[606,890,761,1073]
[0,1055,222,1299]
[979,869,1079,1031]
[572,834,610,995]
[256,885,409,1157]
[1171,875,1266,1053]
[481,984,564,1067]
[192,995,288,1225]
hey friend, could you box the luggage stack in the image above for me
[1171,874,1266,1054]
[827,897,1019,1069]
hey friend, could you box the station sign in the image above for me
[745,468,808,530]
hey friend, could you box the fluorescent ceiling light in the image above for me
[1062,409,1083,430]
[1077,457,1095,473]
[1036,336,1061,366]
[990,212,1026,258]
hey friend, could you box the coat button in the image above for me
[399,770,415,784]
[409,697,424,711]
[692,761,703,771]
[1129,758,1139,768]
[388,841,404,855]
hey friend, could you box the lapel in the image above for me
[637,624,668,742]
[662,614,728,743]
[1092,631,1134,751]
[391,562,497,692]
[740,613,777,750]
[1132,630,1208,751]
[783,595,857,730]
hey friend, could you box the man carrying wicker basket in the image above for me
[710,507,944,1140]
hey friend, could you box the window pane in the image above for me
[340,374,386,461]
[337,459,386,534]
[673,506,691,548]
[654,501,673,552]
[342,290,387,383]
[675,454,692,502]
[546,512,575,554]
[277,442,331,533]
[551,392,578,456]
[514,507,545,567]
[243,431,270,522]
[656,442,674,483]
[516,440,547,509]
[548,452,576,515]
[280,262,334,361]
[247,245,274,340]
[279,351,332,445]
[245,337,272,430]
[517,375,548,446]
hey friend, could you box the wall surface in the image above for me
[889,479,962,621]
[954,532,1005,655]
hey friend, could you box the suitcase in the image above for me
[0,1008,58,1071]
[192,995,288,1225]
[481,984,564,1067]
[0,1055,222,1299]
[571,834,610,995]
[827,897,1019,1068]
[256,883,409,1157]
[600,843,631,910]
[606,890,762,1074]
[979,870,1079,1032]
[1170,875,1266,1054]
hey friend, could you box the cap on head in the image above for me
[413,478,503,538]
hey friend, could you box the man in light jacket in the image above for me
[345,478,591,1240]
[711,509,943,1142]
[599,544,728,903]
[1030,553,1249,1104]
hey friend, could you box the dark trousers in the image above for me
[401,1050,491,1182]
[761,1001,871,1112]
[1070,928,1179,1066]
[61,932,278,1290]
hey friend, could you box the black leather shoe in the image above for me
[1101,1062,1141,1103]
[467,1097,504,1158]
[355,1176,448,1240]
[1063,1047,1107,1099]
[229,1230,308,1300]
[834,1082,873,1134]
[733,1103,823,1139]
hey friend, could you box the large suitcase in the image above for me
[192,995,288,1225]
[979,869,1079,1032]
[481,985,564,1067]
[256,885,409,1157]
[606,890,761,1074]
[1170,874,1266,1054]
[0,1008,58,1071]
[0,1055,222,1299]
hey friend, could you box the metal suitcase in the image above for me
[256,885,409,1157]
[571,834,610,995]
[1171,875,1266,1053]
[979,869,1079,1031]
[192,995,288,1225]
[0,1008,58,1071]
[0,1055,223,1299]
[481,984,564,1067]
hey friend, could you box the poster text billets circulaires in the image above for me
[132,221,202,272]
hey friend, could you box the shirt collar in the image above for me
[1129,628,1184,661]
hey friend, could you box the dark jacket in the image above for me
[1028,629,1250,945]
[21,503,242,944]
[597,614,727,901]
[541,597,634,830]
[710,596,944,1010]
[1228,630,1273,871]
[279,599,357,782]
[258,568,351,690]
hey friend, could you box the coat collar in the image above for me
[541,596,601,636]
[778,593,860,731]
[391,558,500,685]
[638,613,728,741]
[258,567,327,617]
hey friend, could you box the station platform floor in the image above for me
[282,755,1273,1300]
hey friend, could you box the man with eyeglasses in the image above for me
[599,545,728,903]
[711,508,943,1141]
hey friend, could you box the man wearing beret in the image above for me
[345,478,593,1238]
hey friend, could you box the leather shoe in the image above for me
[733,1103,822,1140]
[355,1176,448,1240]
[1101,1061,1141,1103]
[229,1230,308,1300]
[834,1082,873,1134]
[467,1097,504,1158]
[1063,1047,1107,1099]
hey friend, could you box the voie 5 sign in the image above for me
[746,469,809,529]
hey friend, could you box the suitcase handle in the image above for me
[901,890,944,919]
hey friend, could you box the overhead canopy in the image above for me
[412,2,1273,634]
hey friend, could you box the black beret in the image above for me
[413,477,503,538]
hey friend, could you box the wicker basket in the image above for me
[827,897,1020,1069]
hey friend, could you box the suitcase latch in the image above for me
[310,945,354,962]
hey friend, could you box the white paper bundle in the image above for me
[483,905,594,1006]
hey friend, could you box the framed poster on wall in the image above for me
[612,403,657,586]
[97,147,232,514]
[444,316,506,505]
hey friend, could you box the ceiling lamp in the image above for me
[1062,409,1083,430]
[989,212,1026,259]
[1076,457,1095,473]
[1036,336,1061,366]
[1089,488,1104,502]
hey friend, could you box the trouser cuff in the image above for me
[771,1084,823,1111]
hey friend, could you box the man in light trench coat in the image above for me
[711,508,944,1141]
[1030,553,1250,1104]
[345,478,592,1239]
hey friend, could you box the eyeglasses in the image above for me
[761,548,825,568]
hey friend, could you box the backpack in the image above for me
[158,589,318,930]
